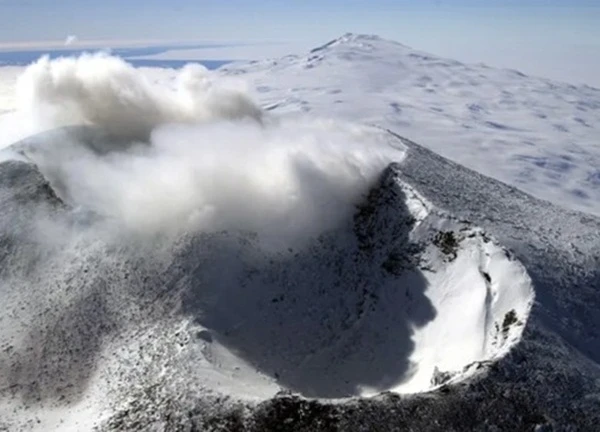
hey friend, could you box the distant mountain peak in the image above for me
[338,33,384,42]
[309,33,410,55]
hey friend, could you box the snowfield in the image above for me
[0,34,598,431]
[227,34,600,217]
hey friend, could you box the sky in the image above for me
[0,0,599,85]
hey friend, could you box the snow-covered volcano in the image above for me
[0,126,533,430]
[0,34,598,431]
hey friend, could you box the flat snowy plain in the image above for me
[0,34,598,431]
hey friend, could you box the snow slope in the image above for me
[224,33,600,216]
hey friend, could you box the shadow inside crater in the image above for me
[0,131,436,403]
[176,167,436,398]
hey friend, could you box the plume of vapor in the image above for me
[15,53,262,141]
[1,53,403,246]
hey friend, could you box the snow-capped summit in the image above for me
[309,33,410,54]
